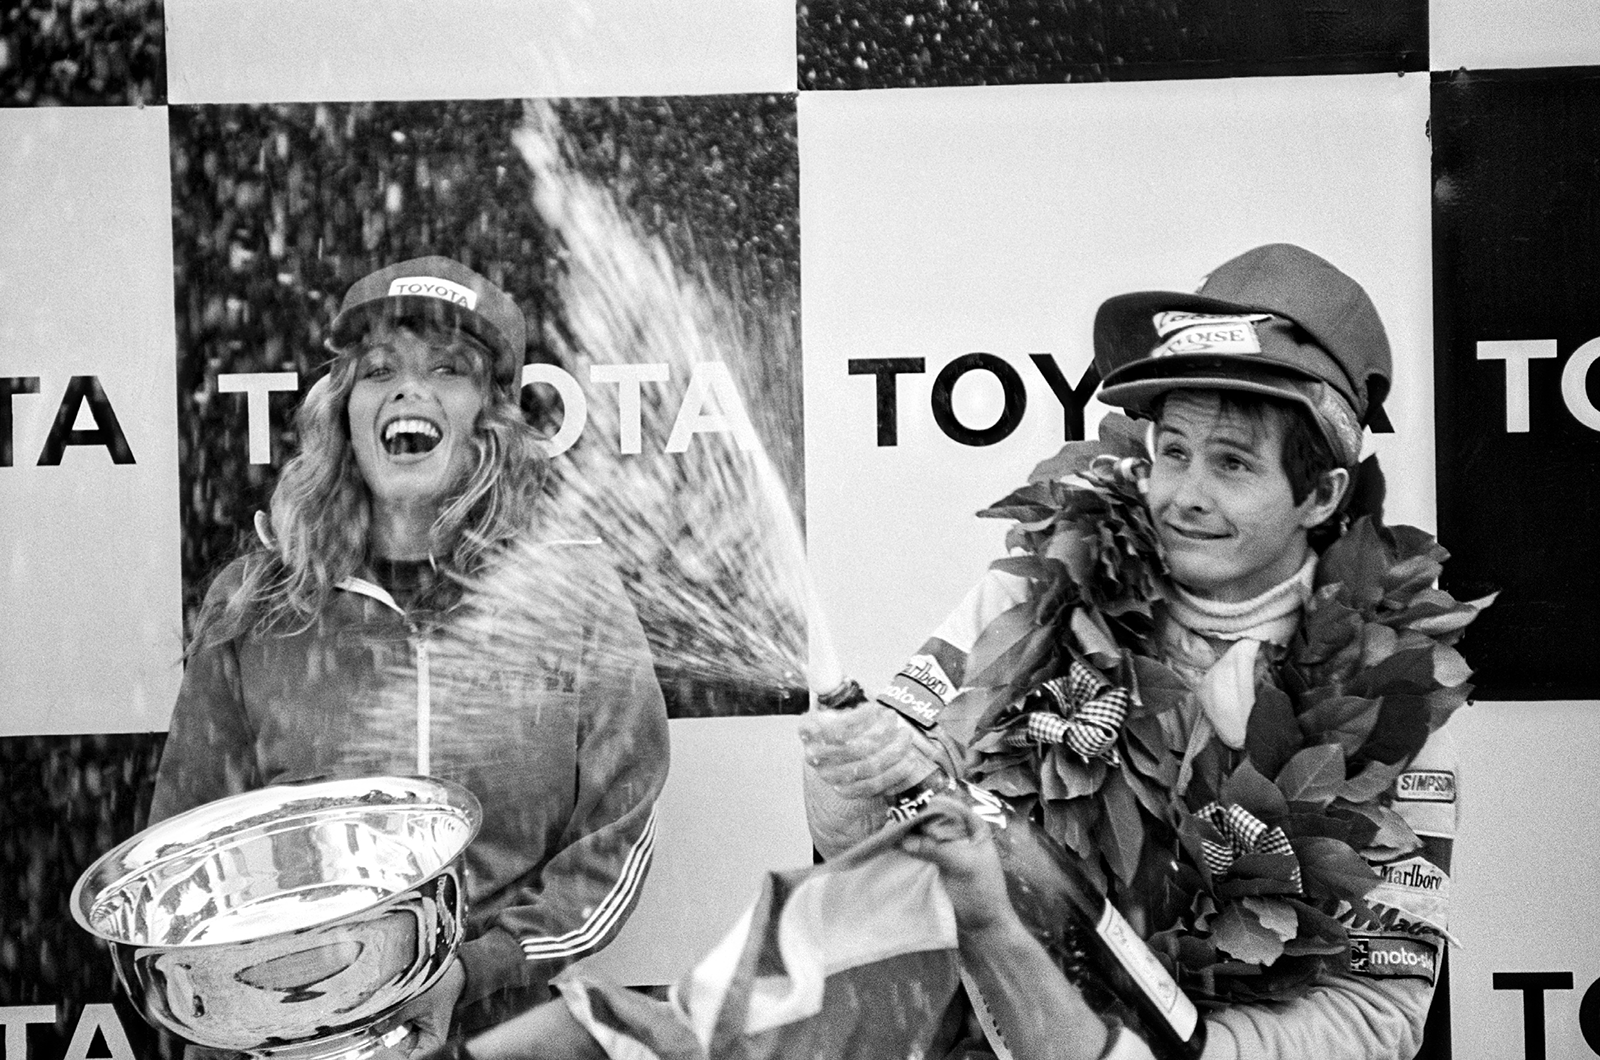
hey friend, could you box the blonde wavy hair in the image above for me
[192,316,546,648]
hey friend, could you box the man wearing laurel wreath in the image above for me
[802,244,1489,1060]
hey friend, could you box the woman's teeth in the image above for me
[381,418,442,455]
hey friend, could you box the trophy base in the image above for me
[252,1020,413,1060]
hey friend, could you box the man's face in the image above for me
[1146,390,1324,603]
[346,321,488,526]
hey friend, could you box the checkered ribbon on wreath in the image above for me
[1002,660,1128,764]
[1194,802,1302,891]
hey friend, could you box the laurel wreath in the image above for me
[957,425,1494,1004]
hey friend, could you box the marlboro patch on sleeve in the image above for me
[876,652,957,730]
[1368,856,1451,935]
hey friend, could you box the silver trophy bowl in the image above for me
[71,776,483,1060]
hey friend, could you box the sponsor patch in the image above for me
[1150,312,1270,356]
[899,653,955,701]
[1376,857,1449,894]
[1152,311,1271,337]
[876,653,956,729]
[1367,856,1452,936]
[388,275,478,310]
[1335,898,1453,946]
[1348,934,1441,983]
[1396,770,1456,803]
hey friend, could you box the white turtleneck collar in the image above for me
[1161,554,1317,646]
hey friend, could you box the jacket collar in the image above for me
[336,575,402,614]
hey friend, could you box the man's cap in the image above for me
[1093,244,1392,466]
[328,256,526,386]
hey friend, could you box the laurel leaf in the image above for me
[1274,744,1346,809]
[1242,896,1300,940]
[1246,683,1303,779]
[1220,760,1289,821]
[1096,769,1145,886]
[1339,758,1405,803]
[1212,904,1286,965]
[1299,695,1380,755]
[1292,836,1380,903]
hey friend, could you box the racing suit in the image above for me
[811,566,1457,1060]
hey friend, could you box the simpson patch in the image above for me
[1396,770,1457,803]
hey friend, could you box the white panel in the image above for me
[799,75,1434,691]
[164,0,797,104]
[573,715,812,985]
[0,107,185,736]
[1448,701,1600,1059]
[1433,0,1600,72]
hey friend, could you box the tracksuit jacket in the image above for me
[149,546,670,1032]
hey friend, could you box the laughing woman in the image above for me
[149,258,670,1049]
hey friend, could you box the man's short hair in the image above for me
[1152,388,1340,508]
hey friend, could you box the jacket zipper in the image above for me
[336,576,431,776]
[415,638,431,776]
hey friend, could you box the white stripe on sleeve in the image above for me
[520,807,657,961]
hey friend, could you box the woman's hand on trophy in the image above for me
[797,703,942,800]
[384,958,466,1058]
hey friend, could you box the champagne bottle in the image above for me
[816,679,1205,1060]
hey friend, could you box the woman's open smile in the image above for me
[347,322,487,554]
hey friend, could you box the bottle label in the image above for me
[887,786,942,823]
[1094,900,1199,1041]
[958,780,1010,830]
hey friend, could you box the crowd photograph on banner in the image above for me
[3,2,1600,1060]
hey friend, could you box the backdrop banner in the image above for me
[1432,65,1600,701]
[3,6,1600,1060]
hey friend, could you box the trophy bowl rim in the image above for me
[70,773,483,950]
